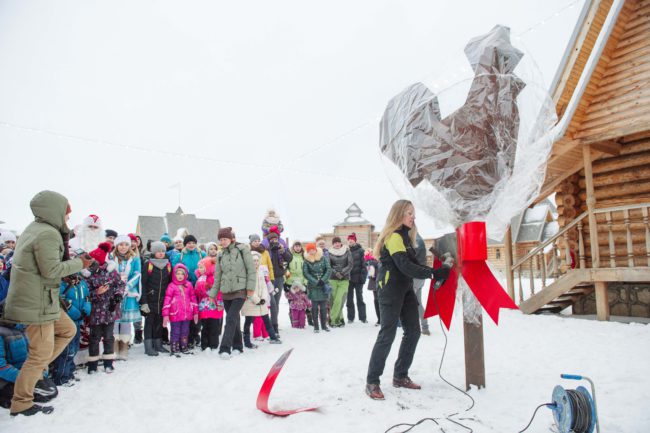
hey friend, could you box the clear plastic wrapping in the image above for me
[380,25,557,239]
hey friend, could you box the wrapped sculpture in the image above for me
[380,25,557,327]
[381,25,556,235]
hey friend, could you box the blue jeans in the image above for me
[51,324,81,385]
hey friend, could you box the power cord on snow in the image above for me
[384,289,476,433]
[517,403,556,433]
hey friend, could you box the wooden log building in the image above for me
[507,0,650,319]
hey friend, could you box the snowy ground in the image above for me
[3,294,650,433]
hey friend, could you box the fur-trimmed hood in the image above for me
[304,248,324,263]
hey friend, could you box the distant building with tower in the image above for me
[136,207,220,244]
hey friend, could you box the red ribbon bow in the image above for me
[424,221,518,329]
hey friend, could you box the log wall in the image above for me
[555,137,650,267]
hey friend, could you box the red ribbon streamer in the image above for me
[424,222,518,329]
[257,348,319,416]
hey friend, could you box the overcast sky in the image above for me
[1,0,584,242]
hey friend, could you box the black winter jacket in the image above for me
[349,243,368,283]
[140,260,173,315]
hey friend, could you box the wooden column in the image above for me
[503,226,515,302]
[584,143,608,321]
[463,297,485,390]
[582,143,600,268]
[594,281,610,321]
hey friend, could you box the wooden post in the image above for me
[594,281,610,321]
[463,294,485,391]
[504,226,515,301]
[582,144,600,268]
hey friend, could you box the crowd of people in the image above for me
[0,198,443,415]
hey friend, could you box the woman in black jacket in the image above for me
[140,242,173,355]
[365,200,451,400]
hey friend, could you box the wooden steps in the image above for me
[520,267,650,315]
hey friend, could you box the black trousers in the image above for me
[311,300,328,331]
[347,281,367,322]
[200,318,222,350]
[144,312,163,340]
[366,288,421,385]
[219,298,244,354]
[372,291,380,323]
[243,314,277,341]
[190,320,201,346]
[89,322,115,360]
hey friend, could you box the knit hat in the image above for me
[292,240,302,247]
[82,214,102,228]
[218,227,234,240]
[249,234,261,243]
[105,229,118,238]
[150,241,166,254]
[269,225,281,236]
[90,242,112,265]
[184,234,198,246]
[114,234,131,246]
[332,236,342,244]
[347,233,357,242]
[267,231,279,240]
[305,243,317,253]
[128,233,138,243]
[160,233,172,244]
[0,230,16,244]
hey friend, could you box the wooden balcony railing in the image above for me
[510,202,650,304]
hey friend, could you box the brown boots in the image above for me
[392,376,422,389]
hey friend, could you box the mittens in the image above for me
[140,303,151,314]
[163,316,170,327]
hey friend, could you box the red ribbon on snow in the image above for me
[424,221,518,329]
[257,349,319,416]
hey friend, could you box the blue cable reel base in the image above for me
[551,385,596,433]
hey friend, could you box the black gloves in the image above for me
[109,294,123,313]
[257,299,266,305]
[317,279,325,288]
[432,266,451,281]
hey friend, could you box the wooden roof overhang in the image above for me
[537,0,650,200]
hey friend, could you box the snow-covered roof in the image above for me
[137,207,221,244]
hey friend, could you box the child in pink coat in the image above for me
[285,280,311,328]
[194,257,224,351]
[162,264,198,356]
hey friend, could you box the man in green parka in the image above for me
[3,190,93,416]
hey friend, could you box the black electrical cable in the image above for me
[566,390,593,433]
[518,389,593,433]
[384,288,476,433]
[517,403,555,433]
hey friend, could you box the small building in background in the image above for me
[487,199,559,274]
[136,207,220,245]
[319,203,378,249]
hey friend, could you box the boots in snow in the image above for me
[144,339,159,356]
[134,329,143,345]
[87,361,98,375]
[103,359,114,374]
[117,341,129,361]
[244,333,258,349]
[154,338,169,353]
[170,342,181,358]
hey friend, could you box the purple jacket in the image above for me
[285,291,311,311]
[162,264,198,322]
[85,263,126,325]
